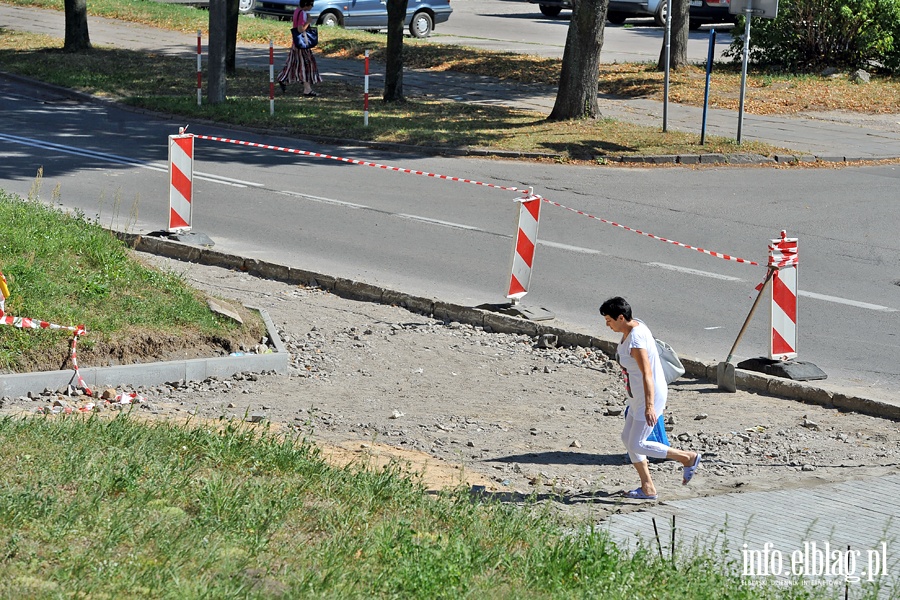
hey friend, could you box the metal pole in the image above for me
[364,50,370,127]
[736,5,752,143]
[662,0,672,132]
[196,30,202,107]
[700,28,716,145]
[269,39,275,116]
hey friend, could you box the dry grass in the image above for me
[3,0,897,117]
[0,30,782,159]
[322,41,900,117]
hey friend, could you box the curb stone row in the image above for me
[114,231,900,423]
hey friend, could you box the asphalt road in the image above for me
[1,77,898,400]
[432,0,735,63]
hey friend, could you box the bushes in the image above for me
[724,0,900,74]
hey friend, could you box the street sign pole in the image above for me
[730,0,778,144]
[662,0,672,132]
[736,2,753,144]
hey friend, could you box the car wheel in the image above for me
[319,11,341,27]
[654,0,667,26]
[410,11,433,38]
[607,12,627,24]
[539,4,563,17]
[689,19,703,30]
[238,0,255,15]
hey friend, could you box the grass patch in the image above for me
[0,29,776,160]
[3,0,898,119]
[0,413,828,598]
[0,185,264,373]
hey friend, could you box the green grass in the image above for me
[0,413,841,599]
[0,185,263,373]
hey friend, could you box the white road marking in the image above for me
[539,240,609,255]
[799,290,897,313]
[281,191,367,209]
[396,214,483,232]
[0,133,259,188]
[647,262,745,281]
[7,130,896,315]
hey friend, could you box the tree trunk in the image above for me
[63,0,91,52]
[383,0,409,103]
[548,0,608,121]
[208,0,228,104]
[657,0,689,70]
[226,0,239,75]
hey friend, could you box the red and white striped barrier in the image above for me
[196,30,203,107]
[168,132,194,232]
[269,39,275,116]
[507,193,542,300]
[0,270,9,313]
[769,231,798,360]
[364,50,370,127]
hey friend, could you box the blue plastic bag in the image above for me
[623,405,670,446]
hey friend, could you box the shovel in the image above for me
[717,267,775,392]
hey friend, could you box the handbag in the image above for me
[655,338,685,384]
[291,26,318,49]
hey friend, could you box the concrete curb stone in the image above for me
[111,233,900,422]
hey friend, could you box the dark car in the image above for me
[528,0,734,29]
[253,0,452,38]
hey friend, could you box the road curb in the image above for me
[3,70,897,167]
[113,232,900,422]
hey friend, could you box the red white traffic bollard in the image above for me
[168,130,194,232]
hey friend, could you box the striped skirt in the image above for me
[277,47,322,85]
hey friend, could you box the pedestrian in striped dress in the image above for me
[277,0,321,97]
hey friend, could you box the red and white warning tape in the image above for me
[541,198,761,266]
[0,309,92,396]
[192,134,762,267]
[193,135,525,191]
[768,231,798,268]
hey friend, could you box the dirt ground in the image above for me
[3,253,899,521]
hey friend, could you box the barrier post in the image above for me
[769,230,798,360]
[736,231,825,381]
[168,130,194,233]
[0,270,9,314]
[197,30,202,107]
[364,50,370,127]
[507,191,542,302]
[269,39,275,116]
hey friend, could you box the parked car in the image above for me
[526,0,571,17]
[154,0,257,15]
[253,0,452,38]
[527,0,734,29]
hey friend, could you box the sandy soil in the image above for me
[3,253,899,522]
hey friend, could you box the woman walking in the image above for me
[277,0,321,97]
[599,296,701,500]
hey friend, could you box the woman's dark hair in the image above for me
[599,296,632,321]
[300,0,314,7]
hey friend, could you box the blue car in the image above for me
[252,0,453,38]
